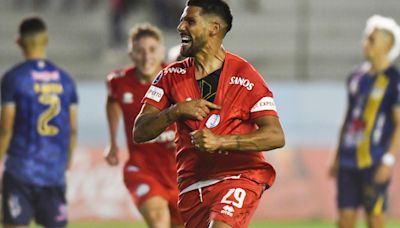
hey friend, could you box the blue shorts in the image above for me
[2,172,68,227]
[337,167,389,215]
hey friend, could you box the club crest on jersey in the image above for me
[123,92,134,103]
[206,114,220,128]
[229,76,254,91]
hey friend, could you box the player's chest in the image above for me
[170,73,253,131]
[115,84,148,110]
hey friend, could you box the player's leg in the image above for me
[124,171,174,228]
[167,185,184,228]
[337,168,362,228]
[2,172,34,228]
[208,220,232,228]
[338,209,357,228]
[139,196,171,228]
[34,185,67,228]
[366,214,384,228]
[363,167,389,228]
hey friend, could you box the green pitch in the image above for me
[30,219,400,228]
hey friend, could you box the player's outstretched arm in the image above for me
[191,115,284,153]
[134,99,221,143]
[67,105,78,170]
[104,97,121,166]
[374,107,400,184]
[0,105,16,162]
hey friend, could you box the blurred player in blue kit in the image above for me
[0,16,78,228]
[329,15,400,228]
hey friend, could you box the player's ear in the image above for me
[209,21,221,37]
[16,36,23,48]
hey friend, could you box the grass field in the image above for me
[29,219,400,228]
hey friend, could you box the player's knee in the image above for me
[366,214,384,228]
[209,220,232,228]
[140,197,170,227]
[338,210,356,228]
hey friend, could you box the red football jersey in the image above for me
[142,52,279,190]
[107,66,177,185]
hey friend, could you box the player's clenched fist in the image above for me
[190,128,222,153]
[170,99,221,121]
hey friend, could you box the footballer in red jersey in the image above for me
[105,23,183,228]
[134,1,285,227]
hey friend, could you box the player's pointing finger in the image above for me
[204,101,221,110]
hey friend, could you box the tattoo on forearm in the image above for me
[165,108,174,122]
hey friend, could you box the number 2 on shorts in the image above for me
[221,188,247,208]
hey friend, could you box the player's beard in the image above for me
[180,38,206,57]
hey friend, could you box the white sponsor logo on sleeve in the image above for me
[250,97,277,112]
[145,85,164,102]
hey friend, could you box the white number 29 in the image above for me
[221,188,247,208]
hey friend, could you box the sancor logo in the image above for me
[229,76,254,91]
[163,67,186,75]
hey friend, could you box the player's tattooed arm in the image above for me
[220,115,285,152]
[134,104,176,143]
[191,116,284,153]
[134,99,221,143]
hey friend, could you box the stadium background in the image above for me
[0,0,400,227]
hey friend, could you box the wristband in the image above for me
[382,153,396,167]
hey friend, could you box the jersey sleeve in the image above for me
[106,72,118,100]
[70,80,78,105]
[141,70,172,110]
[247,71,278,120]
[0,73,16,106]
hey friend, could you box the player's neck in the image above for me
[23,49,46,60]
[368,56,390,74]
[135,66,163,84]
[194,45,225,80]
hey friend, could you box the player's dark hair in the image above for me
[19,16,47,37]
[186,0,233,34]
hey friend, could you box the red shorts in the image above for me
[123,168,183,225]
[178,177,264,227]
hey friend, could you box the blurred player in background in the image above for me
[134,0,285,227]
[104,23,183,228]
[0,16,78,228]
[329,15,400,228]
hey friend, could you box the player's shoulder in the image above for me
[162,58,192,75]
[106,66,135,83]
[225,52,261,78]
[152,58,193,84]
[44,60,76,85]
[385,65,400,80]
[347,62,370,81]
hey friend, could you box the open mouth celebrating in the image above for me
[180,33,192,47]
